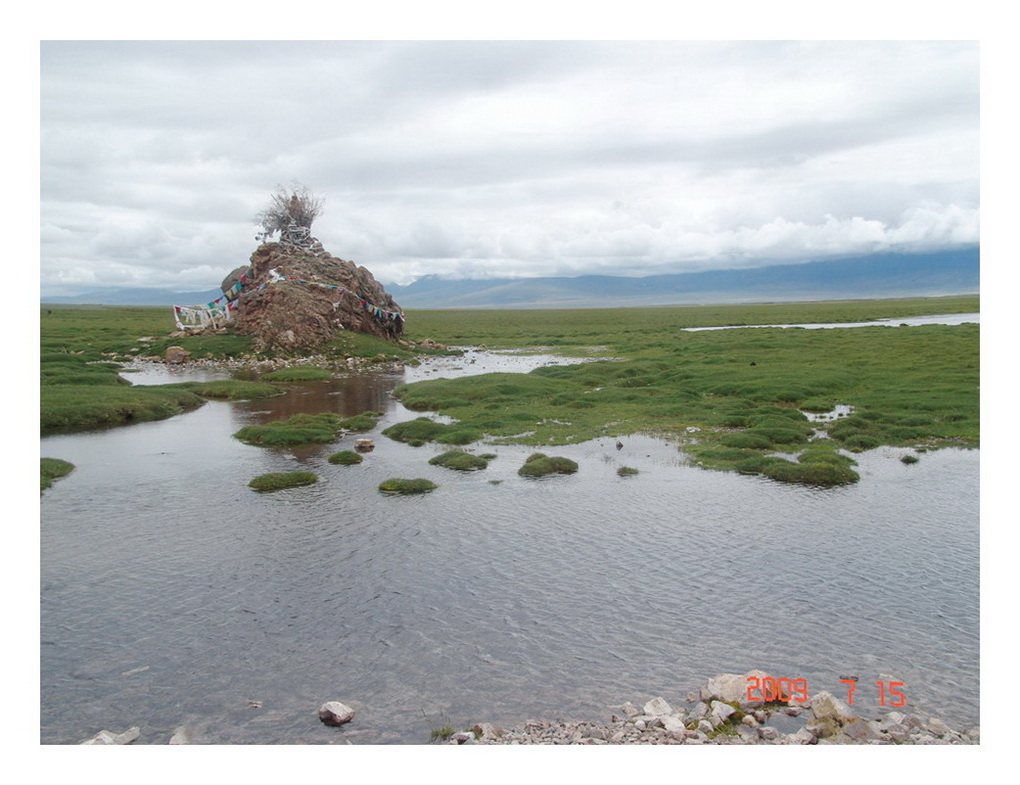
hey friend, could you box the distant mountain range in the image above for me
[41,248,978,309]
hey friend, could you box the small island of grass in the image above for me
[518,453,579,477]
[328,450,364,465]
[378,478,438,495]
[337,412,383,432]
[428,450,489,471]
[248,471,319,492]
[234,413,345,446]
[382,417,480,446]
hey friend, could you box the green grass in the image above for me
[40,299,979,488]
[328,450,364,465]
[429,724,456,741]
[234,413,345,446]
[428,450,489,471]
[40,458,74,492]
[248,471,319,492]
[403,295,978,351]
[378,478,438,494]
[167,380,284,400]
[261,366,333,381]
[41,304,253,358]
[388,302,978,487]
[382,417,481,446]
[41,382,206,433]
[518,453,579,477]
[37,305,424,436]
[40,349,207,433]
[337,412,383,432]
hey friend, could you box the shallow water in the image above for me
[684,312,980,331]
[40,349,979,744]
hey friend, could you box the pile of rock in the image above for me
[228,240,404,352]
[465,670,978,745]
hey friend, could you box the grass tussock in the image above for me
[337,412,383,432]
[428,450,489,471]
[248,471,319,492]
[328,450,364,465]
[234,413,345,446]
[378,478,438,495]
[518,453,579,477]
[382,417,481,446]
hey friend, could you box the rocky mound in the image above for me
[223,235,403,353]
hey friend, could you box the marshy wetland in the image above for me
[40,297,978,743]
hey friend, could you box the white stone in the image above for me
[809,691,856,724]
[643,697,673,716]
[709,700,736,726]
[80,727,140,745]
[318,701,356,726]
[168,726,193,744]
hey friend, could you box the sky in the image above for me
[39,39,979,296]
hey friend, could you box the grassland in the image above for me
[40,296,978,488]
[394,295,978,486]
[401,295,978,351]
[38,303,426,436]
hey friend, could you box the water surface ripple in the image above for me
[41,349,978,744]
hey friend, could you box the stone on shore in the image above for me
[809,690,857,724]
[80,727,140,745]
[471,722,502,741]
[709,700,736,727]
[443,670,974,746]
[643,697,673,716]
[696,669,770,705]
[169,726,194,744]
[318,701,356,726]
[164,346,190,364]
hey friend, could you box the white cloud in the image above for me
[39,40,979,296]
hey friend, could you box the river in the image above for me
[40,334,979,744]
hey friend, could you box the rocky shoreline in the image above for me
[76,670,978,745]
[459,671,978,746]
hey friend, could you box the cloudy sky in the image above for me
[39,40,979,296]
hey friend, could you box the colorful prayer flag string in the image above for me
[173,266,404,330]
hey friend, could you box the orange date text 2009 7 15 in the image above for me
[745,676,907,707]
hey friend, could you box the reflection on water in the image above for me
[684,312,980,331]
[40,348,979,744]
